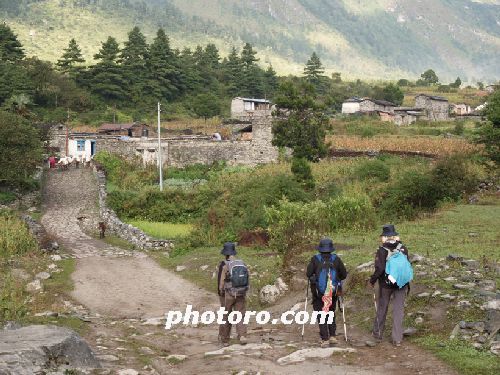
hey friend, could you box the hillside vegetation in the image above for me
[2,0,499,80]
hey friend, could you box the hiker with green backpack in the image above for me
[217,242,249,346]
[369,224,413,347]
[306,238,347,347]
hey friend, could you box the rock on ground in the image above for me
[277,347,357,365]
[0,325,100,374]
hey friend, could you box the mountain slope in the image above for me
[2,0,499,81]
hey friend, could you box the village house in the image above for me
[452,103,472,116]
[98,123,150,137]
[415,94,449,121]
[230,97,273,120]
[341,97,396,114]
[393,107,426,126]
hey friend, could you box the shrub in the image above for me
[0,211,37,258]
[431,156,480,200]
[354,159,391,182]
[327,192,377,231]
[453,122,464,136]
[378,170,439,219]
[191,173,310,245]
[291,157,315,189]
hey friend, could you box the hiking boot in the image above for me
[372,332,383,342]
[393,341,402,347]
[238,336,248,345]
[220,341,230,347]
[329,337,338,346]
[320,340,330,348]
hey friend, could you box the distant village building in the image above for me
[485,85,497,94]
[415,94,449,121]
[341,97,396,114]
[452,103,472,116]
[393,107,426,126]
[68,138,97,160]
[231,98,273,120]
[98,123,149,137]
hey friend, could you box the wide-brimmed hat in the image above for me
[316,238,335,253]
[221,242,237,256]
[381,224,399,237]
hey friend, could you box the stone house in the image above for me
[98,123,150,137]
[341,97,362,114]
[360,99,396,114]
[452,103,472,116]
[67,138,97,160]
[415,94,449,121]
[341,97,396,114]
[231,98,273,120]
[393,107,426,126]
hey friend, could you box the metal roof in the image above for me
[415,94,449,102]
[99,123,138,131]
[235,97,271,104]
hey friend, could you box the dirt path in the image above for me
[40,168,459,375]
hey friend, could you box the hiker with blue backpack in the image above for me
[217,242,249,346]
[306,238,347,347]
[369,224,413,347]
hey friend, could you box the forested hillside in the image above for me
[1,0,499,81]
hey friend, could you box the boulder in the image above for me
[0,325,100,374]
[277,347,356,365]
[26,279,42,293]
[482,300,500,311]
[176,265,186,272]
[461,259,479,269]
[35,272,51,280]
[403,327,417,336]
[356,261,374,271]
[118,370,139,375]
[490,341,500,356]
[259,278,289,305]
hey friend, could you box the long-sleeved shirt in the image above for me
[370,242,409,288]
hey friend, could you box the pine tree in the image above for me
[90,37,128,103]
[222,47,243,96]
[0,23,25,62]
[240,43,264,97]
[146,29,179,100]
[57,38,85,75]
[241,43,258,68]
[120,27,149,102]
[263,64,278,98]
[304,52,325,87]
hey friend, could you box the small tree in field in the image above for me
[420,69,439,86]
[192,93,220,122]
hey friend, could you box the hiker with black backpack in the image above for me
[217,242,249,346]
[369,224,413,347]
[306,238,347,347]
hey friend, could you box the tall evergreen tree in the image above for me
[304,52,325,87]
[90,37,128,103]
[0,23,25,62]
[147,28,178,100]
[56,38,85,75]
[240,43,264,97]
[120,26,149,102]
[241,43,258,68]
[222,47,243,96]
[263,64,278,99]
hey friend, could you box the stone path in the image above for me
[38,167,460,375]
[41,168,145,259]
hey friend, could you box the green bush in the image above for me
[354,159,391,182]
[0,211,38,258]
[291,157,315,189]
[378,170,440,219]
[0,192,16,204]
[191,173,310,245]
[453,122,464,135]
[431,156,480,200]
[327,192,377,231]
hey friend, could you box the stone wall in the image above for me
[415,96,449,121]
[53,115,280,168]
[95,168,173,251]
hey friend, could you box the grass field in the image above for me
[128,220,193,240]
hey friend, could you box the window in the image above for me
[77,140,85,152]
[244,101,254,111]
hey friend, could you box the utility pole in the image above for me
[157,102,163,192]
[65,108,70,156]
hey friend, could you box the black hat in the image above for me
[381,224,399,237]
[221,242,237,256]
[316,238,335,253]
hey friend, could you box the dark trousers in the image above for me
[373,284,407,343]
[313,296,337,341]
[219,294,247,342]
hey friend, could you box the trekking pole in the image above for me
[339,296,348,342]
[301,279,309,340]
[373,292,380,338]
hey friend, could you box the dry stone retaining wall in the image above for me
[95,168,173,251]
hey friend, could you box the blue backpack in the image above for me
[384,246,413,288]
[315,253,338,295]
